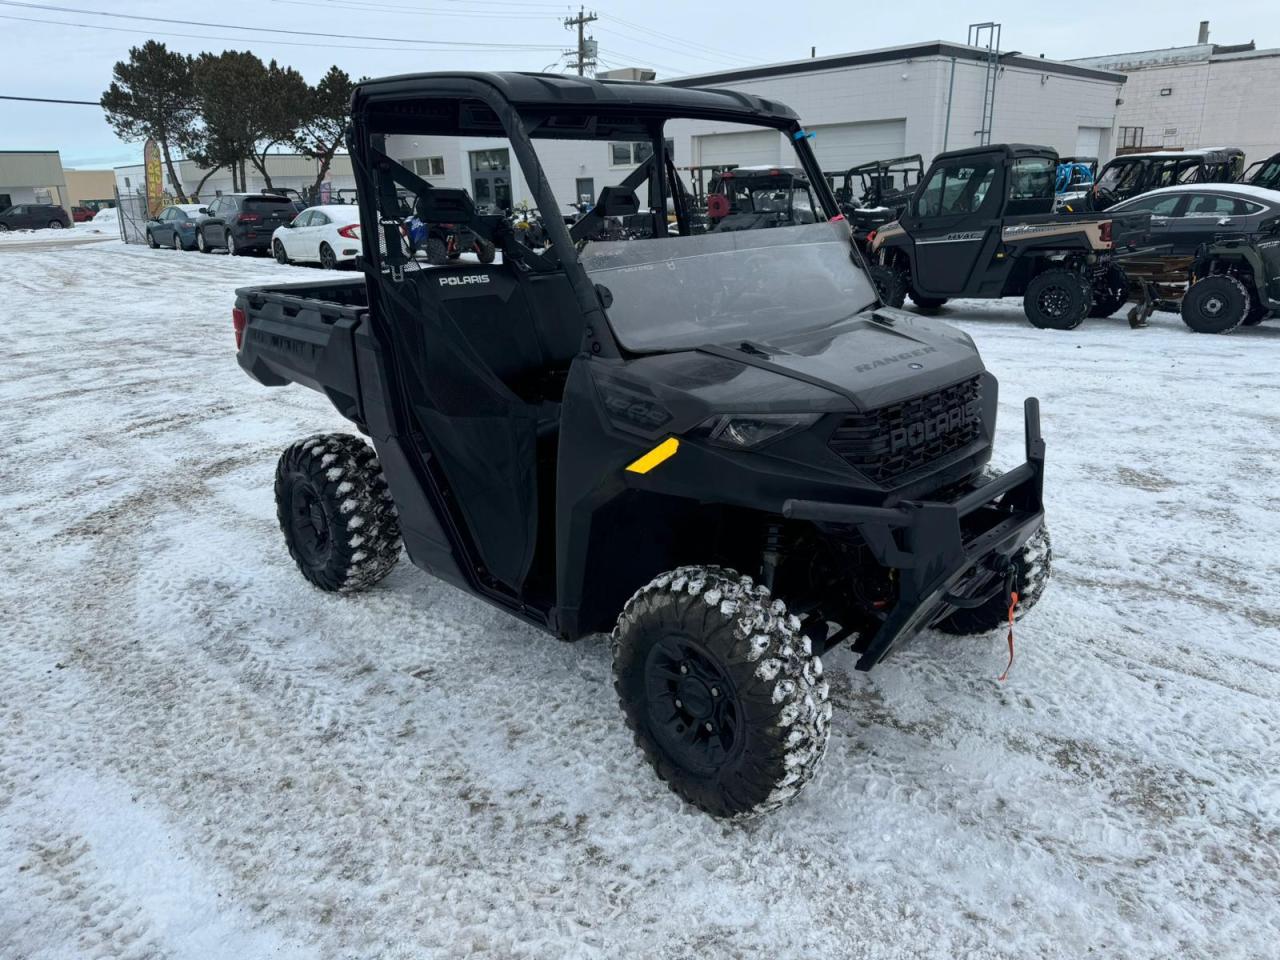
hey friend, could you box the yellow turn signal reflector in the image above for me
[626,437,679,474]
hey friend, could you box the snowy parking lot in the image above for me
[2,235,1278,959]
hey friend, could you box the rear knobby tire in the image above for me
[1088,264,1129,318]
[476,240,497,264]
[1181,275,1249,334]
[612,566,831,819]
[274,434,401,593]
[1024,268,1092,330]
[936,525,1052,635]
[425,237,449,266]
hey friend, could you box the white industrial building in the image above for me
[1072,21,1280,163]
[0,150,68,210]
[112,153,356,202]
[385,40,1127,213]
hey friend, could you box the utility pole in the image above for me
[563,6,598,76]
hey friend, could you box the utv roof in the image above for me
[1109,147,1245,161]
[722,165,808,178]
[932,143,1057,163]
[351,71,802,130]
[847,154,923,173]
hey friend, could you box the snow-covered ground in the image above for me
[2,236,1278,960]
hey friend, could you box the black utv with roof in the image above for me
[234,72,1051,819]
[704,165,819,231]
[1083,147,1246,212]
[870,143,1152,327]
[827,154,925,250]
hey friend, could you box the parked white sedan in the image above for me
[271,204,362,269]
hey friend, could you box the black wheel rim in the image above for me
[644,633,742,775]
[321,248,335,269]
[1037,285,1072,319]
[288,478,332,567]
[1201,294,1225,318]
[275,241,287,263]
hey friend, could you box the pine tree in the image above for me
[101,41,197,202]
[293,66,359,198]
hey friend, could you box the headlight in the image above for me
[694,413,821,449]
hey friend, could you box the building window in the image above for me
[1119,126,1144,149]
[410,156,445,178]
[609,138,675,167]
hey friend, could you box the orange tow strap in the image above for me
[997,591,1019,682]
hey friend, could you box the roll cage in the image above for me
[347,72,845,361]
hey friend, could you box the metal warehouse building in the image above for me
[0,150,68,210]
[1071,21,1280,162]
[385,39,1126,212]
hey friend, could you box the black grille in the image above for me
[828,376,983,484]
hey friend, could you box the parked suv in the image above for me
[195,193,297,255]
[0,203,71,231]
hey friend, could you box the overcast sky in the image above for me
[1,0,1275,168]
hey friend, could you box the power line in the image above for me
[593,25,743,70]
[268,0,557,18]
[0,0,564,48]
[0,12,565,52]
[596,10,757,65]
[0,93,98,104]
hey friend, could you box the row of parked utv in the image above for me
[697,142,1280,335]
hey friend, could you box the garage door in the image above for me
[809,120,907,170]
[694,129,785,168]
[1075,126,1104,157]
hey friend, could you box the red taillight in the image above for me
[338,224,360,239]
[865,228,877,246]
[1099,220,1113,245]
[769,168,782,176]
[237,213,261,223]
[232,307,247,350]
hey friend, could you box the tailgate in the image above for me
[235,281,367,422]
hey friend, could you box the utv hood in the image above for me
[696,309,986,412]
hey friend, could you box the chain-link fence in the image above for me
[113,189,151,245]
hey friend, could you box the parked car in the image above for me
[271,204,362,269]
[1108,183,1280,256]
[144,204,209,251]
[71,206,95,223]
[1085,147,1245,211]
[196,193,297,255]
[0,203,71,231]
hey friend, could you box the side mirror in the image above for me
[198,207,208,215]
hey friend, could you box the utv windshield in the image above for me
[580,221,875,353]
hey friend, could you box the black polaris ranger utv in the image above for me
[234,72,1051,818]
[870,144,1152,327]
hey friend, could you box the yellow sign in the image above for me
[144,139,164,217]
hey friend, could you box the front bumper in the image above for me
[784,397,1047,670]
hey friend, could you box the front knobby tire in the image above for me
[868,263,907,308]
[274,434,401,593]
[936,525,1052,635]
[612,566,831,819]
